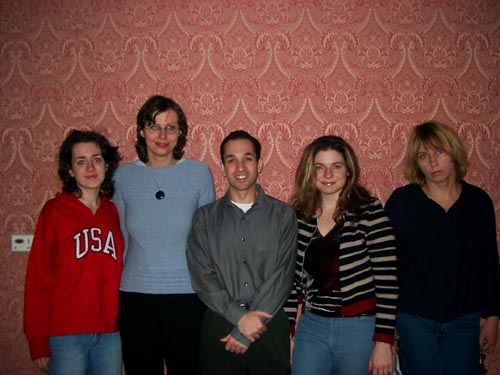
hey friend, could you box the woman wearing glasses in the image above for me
[114,95,215,375]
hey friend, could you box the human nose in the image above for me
[323,166,333,178]
[428,154,437,166]
[87,160,96,171]
[235,160,244,170]
[158,128,168,138]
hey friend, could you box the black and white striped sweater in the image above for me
[285,198,399,344]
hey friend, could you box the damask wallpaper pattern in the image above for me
[1,1,499,374]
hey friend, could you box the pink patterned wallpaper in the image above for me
[1,1,500,374]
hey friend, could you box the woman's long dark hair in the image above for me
[291,135,372,222]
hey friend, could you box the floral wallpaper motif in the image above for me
[1,1,500,374]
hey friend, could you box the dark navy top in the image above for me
[385,182,500,322]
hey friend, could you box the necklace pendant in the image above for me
[155,190,165,200]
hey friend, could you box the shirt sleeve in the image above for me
[198,166,215,207]
[186,207,248,331]
[366,199,398,344]
[112,177,129,261]
[283,281,300,333]
[285,213,306,335]
[479,193,500,317]
[23,204,56,360]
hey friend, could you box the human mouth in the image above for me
[155,142,169,148]
[321,181,335,186]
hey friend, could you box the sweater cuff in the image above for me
[29,337,50,360]
[373,332,396,345]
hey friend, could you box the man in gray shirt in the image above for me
[187,130,297,375]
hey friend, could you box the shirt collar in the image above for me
[222,184,268,209]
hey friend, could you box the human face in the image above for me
[141,110,180,166]
[69,142,106,195]
[314,149,348,198]
[222,139,262,201]
[416,143,456,185]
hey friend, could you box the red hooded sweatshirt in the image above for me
[24,192,124,360]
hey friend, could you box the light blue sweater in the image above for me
[113,158,215,294]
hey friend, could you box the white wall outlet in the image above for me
[12,234,34,252]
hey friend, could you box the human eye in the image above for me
[76,159,86,166]
[436,148,445,156]
[146,123,160,132]
[417,153,428,160]
[166,124,178,133]
[93,156,104,164]
[314,164,325,171]
[333,163,344,170]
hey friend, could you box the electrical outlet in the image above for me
[12,234,34,252]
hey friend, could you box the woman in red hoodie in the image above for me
[24,130,124,375]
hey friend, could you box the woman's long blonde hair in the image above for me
[291,135,372,222]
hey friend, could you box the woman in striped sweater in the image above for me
[289,135,398,375]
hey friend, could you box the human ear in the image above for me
[257,160,263,174]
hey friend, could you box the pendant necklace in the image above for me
[147,166,168,200]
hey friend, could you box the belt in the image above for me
[311,308,376,318]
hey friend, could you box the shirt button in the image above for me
[241,238,245,242]
[244,282,249,286]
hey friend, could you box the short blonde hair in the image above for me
[404,121,468,185]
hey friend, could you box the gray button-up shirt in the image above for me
[187,184,297,346]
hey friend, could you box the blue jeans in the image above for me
[396,311,480,375]
[292,312,375,375]
[48,332,122,375]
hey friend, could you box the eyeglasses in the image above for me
[144,123,180,135]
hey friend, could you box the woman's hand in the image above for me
[34,357,49,373]
[480,316,499,354]
[368,342,393,375]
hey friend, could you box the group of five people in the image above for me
[24,95,499,375]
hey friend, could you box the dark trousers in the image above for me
[200,309,291,375]
[119,291,206,375]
